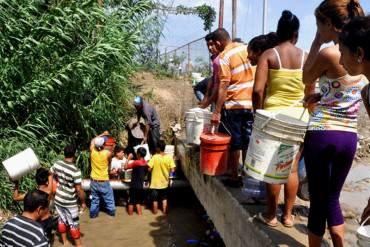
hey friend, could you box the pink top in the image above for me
[212,55,220,90]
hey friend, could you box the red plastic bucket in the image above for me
[200,133,231,176]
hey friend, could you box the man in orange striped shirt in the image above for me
[211,29,254,187]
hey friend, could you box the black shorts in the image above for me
[148,127,161,153]
[128,188,144,205]
[151,188,169,202]
[219,109,253,151]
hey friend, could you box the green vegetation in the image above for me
[0,0,153,211]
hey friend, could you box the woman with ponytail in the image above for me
[303,1,365,246]
[252,10,309,228]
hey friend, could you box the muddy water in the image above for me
[52,188,212,247]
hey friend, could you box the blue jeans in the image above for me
[90,181,116,218]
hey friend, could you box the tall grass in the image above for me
[0,0,153,211]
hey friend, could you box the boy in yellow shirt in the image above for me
[148,140,175,214]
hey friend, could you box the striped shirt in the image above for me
[50,160,82,208]
[219,42,254,110]
[0,215,49,247]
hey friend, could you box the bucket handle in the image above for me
[361,215,370,227]
[259,100,306,130]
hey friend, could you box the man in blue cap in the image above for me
[134,96,161,154]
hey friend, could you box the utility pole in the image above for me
[232,0,237,39]
[263,0,268,34]
[218,0,224,28]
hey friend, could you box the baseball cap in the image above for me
[133,96,143,106]
[94,137,105,148]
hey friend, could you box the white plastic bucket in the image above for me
[123,169,132,183]
[244,110,306,184]
[357,216,370,247]
[164,145,175,158]
[185,108,212,145]
[2,148,40,181]
[134,144,151,161]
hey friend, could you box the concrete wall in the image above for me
[177,141,273,247]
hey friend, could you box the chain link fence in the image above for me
[158,37,211,77]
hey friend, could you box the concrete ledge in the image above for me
[177,140,273,247]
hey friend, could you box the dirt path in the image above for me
[133,72,197,131]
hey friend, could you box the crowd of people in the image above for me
[0,96,176,246]
[2,0,370,246]
[194,0,370,246]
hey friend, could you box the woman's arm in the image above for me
[252,51,270,110]
[303,32,328,85]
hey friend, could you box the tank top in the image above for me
[264,48,308,121]
[308,74,366,133]
[91,149,110,181]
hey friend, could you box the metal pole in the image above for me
[232,0,237,39]
[263,0,268,34]
[187,44,191,75]
[218,0,224,28]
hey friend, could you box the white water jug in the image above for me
[2,148,40,181]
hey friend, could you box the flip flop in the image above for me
[257,213,278,227]
[282,215,295,228]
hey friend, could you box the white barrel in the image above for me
[134,144,151,161]
[2,148,40,181]
[244,110,306,184]
[357,216,370,247]
[164,145,175,158]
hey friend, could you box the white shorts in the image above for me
[55,205,79,228]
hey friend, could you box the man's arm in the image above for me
[12,181,25,201]
[143,124,150,143]
[74,184,86,210]
[212,56,231,123]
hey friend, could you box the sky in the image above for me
[159,0,370,53]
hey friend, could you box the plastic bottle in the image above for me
[242,176,266,199]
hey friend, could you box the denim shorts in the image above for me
[219,109,253,151]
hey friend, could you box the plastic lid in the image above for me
[200,133,231,145]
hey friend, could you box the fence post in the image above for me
[164,48,167,65]
[187,43,191,76]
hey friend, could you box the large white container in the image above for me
[2,148,40,181]
[82,179,130,191]
[134,144,151,161]
[244,110,307,184]
[358,216,370,247]
[185,108,212,145]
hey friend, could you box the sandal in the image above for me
[257,213,278,227]
[282,215,295,228]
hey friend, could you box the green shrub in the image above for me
[0,0,153,211]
